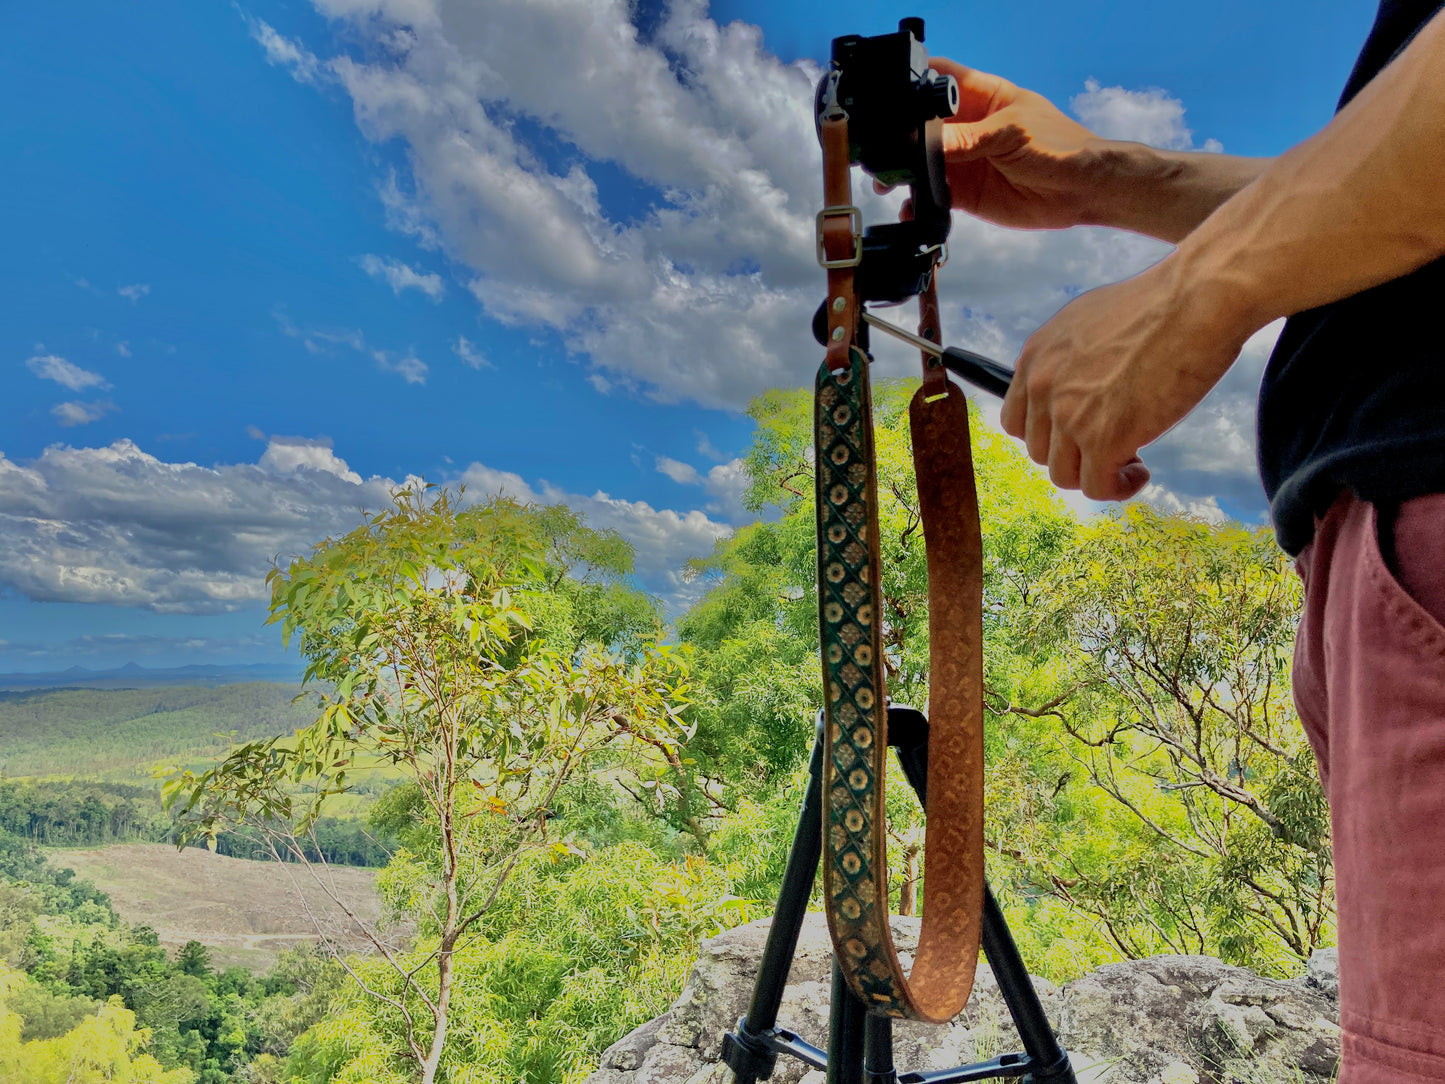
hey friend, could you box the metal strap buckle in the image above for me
[816,206,863,269]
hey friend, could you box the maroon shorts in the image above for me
[1294,490,1445,1081]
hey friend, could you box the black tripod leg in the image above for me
[828,960,866,1084]
[722,714,828,1084]
[889,706,1075,1084]
[981,888,1075,1083]
[864,1013,897,1084]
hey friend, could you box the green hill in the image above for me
[0,683,317,780]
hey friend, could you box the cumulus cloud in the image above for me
[52,400,117,427]
[360,253,445,299]
[1129,319,1283,519]
[258,435,364,484]
[260,0,1179,416]
[456,461,730,614]
[656,456,702,486]
[117,283,151,303]
[1071,79,1222,152]
[654,454,750,524]
[27,354,110,392]
[0,439,409,613]
[0,438,728,616]
[1137,484,1228,525]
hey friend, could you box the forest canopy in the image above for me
[2,383,1326,1084]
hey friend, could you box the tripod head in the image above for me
[814,18,957,305]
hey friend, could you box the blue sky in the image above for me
[0,0,1378,671]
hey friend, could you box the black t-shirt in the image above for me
[1256,0,1445,554]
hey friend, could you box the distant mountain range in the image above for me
[0,661,303,691]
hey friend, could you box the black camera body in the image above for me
[815,18,958,310]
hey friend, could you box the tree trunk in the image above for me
[899,843,920,917]
[419,941,454,1084]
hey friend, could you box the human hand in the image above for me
[881,58,1113,231]
[999,259,1248,500]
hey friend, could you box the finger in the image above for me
[900,197,914,222]
[1117,457,1152,499]
[999,372,1027,439]
[1024,400,1052,468]
[1080,454,1151,502]
[873,178,895,195]
[1047,431,1082,491]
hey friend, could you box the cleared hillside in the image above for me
[56,843,392,970]
[0,682,317,780]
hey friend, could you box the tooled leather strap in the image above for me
[815,106,984,1024]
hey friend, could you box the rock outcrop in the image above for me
[586,916,1340,1084]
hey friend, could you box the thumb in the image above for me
[1117,458,1151,500]
[942,110,1023,162]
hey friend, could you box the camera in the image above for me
[814,18,958,307]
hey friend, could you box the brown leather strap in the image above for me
[918,278,948,398]
[818,112,860,374]
[906,377,985,1015]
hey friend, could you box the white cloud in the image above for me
[26,354,110,392]
[695,432,728,462]
[654,454,750,524]
[1136,484,1228,525]
[0,439,400,613]
[700,458,750,523]
[52,400,117,427]
[276,311,427,383]
[259,435,363,484]
[246,16,325,85]
[374,350,428,384]
[116,342,132,358]
[456,461,730,614]
[1071,78,1219,152]
[656,456,702,485]
[360,253,445,299]
[279,0,1179,415]
[452,335,489,369]
[118,283,150,303]
[0,437,729,617]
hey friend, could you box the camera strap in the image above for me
[814,113,985,1024]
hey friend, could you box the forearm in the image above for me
[1084,145,1274,243]
[1166,9,1445,341]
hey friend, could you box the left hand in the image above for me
[999,261,1247,501]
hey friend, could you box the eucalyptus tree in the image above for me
[165,489,691,1084]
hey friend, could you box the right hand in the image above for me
[884,59,1111,231]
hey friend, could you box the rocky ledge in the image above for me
[586,915,1340,1084]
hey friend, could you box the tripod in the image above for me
[721,707,1077,1084]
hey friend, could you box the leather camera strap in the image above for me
[814,106,985,1025]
